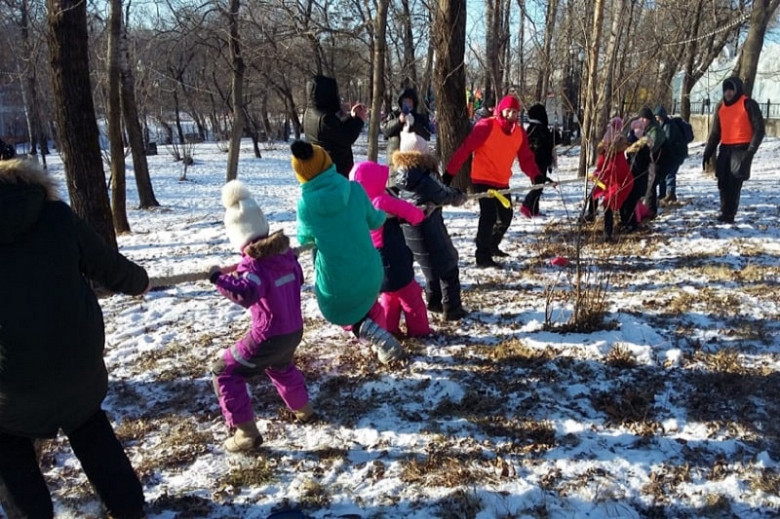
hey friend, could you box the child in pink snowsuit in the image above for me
[350,161,431,336]
[209,180,310,453]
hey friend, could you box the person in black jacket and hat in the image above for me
[520,103,557,217]
[0,159,150,518]
[303,75,366,177]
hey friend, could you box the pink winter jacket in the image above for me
[350,161,424,248]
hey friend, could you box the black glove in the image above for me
[442,173,454,186]
[208,265,222,283]
[547,167,553,174]
[746,147,756,159]
[702,157,709,170]
[533,174,545,185]
[452,190,468,206]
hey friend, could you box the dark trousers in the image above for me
[0,410,144,519]
[622,168,648,228]
[522,176,546,214]
[424,266,462,311]
[643,162,659,213]
[716,148,747,219]
[473,183,513,261]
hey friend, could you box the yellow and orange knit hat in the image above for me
[291,140,333,183]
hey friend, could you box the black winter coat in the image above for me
[303,76,364,176]
[0,161,148,438]
[392,151,463,278]
[379,217,415,293]
[381,88,431,159]
[526,104,555,175]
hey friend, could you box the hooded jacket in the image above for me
[446,95,540,187]
[653,106,688,168]
[526,104,556,175]
[703,76,765,162]
[303,76,364,177]
[392,151,464,279]
[351,161,423,292]
[296,165,385,325]
[212,231,304,343]
[0,160,148,438]
[381,88,432,159]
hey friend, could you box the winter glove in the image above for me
[746,146,756,159]
[702,157,710,170]
[442,173,455,186]
[533,174,546,185]
[208,265,222,283]
[452,190,468,207]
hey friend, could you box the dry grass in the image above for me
[605,344,636,368]
[218,457,276,488]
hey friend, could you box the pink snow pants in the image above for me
[378,280,431,336]
[211,329,307,427]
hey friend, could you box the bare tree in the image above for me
[367,0,388,161]
[120,1,159,208]
[225,0,245,182]
[734,0,780,96]
[47,0,117,248]
[107,0,130,233]
[578,0,606,177]
[433,0,470,187]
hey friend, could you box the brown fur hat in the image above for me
[243,229,290,259]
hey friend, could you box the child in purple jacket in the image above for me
[209,180,310,453]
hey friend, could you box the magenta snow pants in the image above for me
[378,280,431,336]
[211,329,307,427]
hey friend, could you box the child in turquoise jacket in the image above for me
[292,140,403,363]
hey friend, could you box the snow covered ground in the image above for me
[19,136,780,518]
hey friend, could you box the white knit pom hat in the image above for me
[221,180,269,251]
[399,117,428,153]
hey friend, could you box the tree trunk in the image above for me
[19,0,46,158]
[433,0,471,188]
[595,0,625,140]
[577,0,605,177]
[226,0,245,182]
[485,0,499,100]
[534,0,559,102]
[107,0,131,234]
[736,0,780,96]
[400,0,417,87]
[47,0,117,248]
[119,6,159,209]
[367,0,388,162]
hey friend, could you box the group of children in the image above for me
[210,123,468,451]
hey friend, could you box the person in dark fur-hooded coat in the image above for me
[0,158,149,518]
[391,131,468,321]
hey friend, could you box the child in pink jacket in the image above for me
[350,161,431,336]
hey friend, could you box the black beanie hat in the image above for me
[639,107,654,120]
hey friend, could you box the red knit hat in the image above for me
[496,95,521,113]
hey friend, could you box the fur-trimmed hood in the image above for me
[0,159,60,244]
[390,150,440,172]
[243,230,290,260]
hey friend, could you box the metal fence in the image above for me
[684,99,780,119]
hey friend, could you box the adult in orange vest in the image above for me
[445,94,540,268]
[702,76,765,223]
